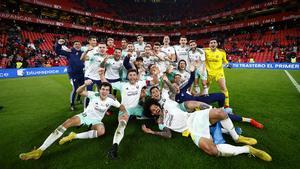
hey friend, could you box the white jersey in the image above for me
[161,46,175,57]
[82,46,103,80]
[105,58,123,80]
[112,80,147,108]
[174,45,189,63]
[188,48,205,63]
[176,70,190,85]
[154,51,170,74]
[189,48,206,76]
[134,42,146,53]
[123,51,138,64]
[159,99,189,133]
[140,52,156,69]
[83,91,121,121]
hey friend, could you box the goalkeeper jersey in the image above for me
[204,48,228,76]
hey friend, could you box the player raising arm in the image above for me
[19,80,126,160]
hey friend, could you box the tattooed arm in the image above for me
[141,124,172,139]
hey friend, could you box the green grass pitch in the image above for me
[0,69,299,169]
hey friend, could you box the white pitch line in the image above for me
[284,70,300,93]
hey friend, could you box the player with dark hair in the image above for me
[19,80,126,160]
[142,99,271,161]
[98,67,158,160]
[81,36,107,107]
[55,38,84,111]
[204,38,231,107]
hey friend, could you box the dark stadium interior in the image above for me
[0,0,299,68]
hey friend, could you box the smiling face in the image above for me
[174,74,181,84]
[153,45,160,52]
[163,36,170,45]
[137,36,144,43]
[73,41,81,50]
[121,40,128,49]
[99,85,111,99]
[98,44,107,55]
[144,46,151,54]
[127,71,138,84]
[150,87,161,100]
[127,44,135,52]
[178,60,186,70]
[179,37,187,46]
[190,41,197,50]
[114,49,122,60]
[88,38,97,47]
[149,65,160,75]
[149,104,162,116]
[209,40,218,50]
[107,38,114,47]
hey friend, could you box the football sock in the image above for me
[220,117,239,141]
[113,120,127,145]
[75,130,98,139]
[39,125,66,151]
[217,144,249,157]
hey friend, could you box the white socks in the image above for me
[220,117,239,141]
[216,144,249,157]
[113,120,127,145]
[39,125,66,151]
[75,130,98,139]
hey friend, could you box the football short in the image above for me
[187,109,211,147]
[178,103,188,112]
[76,113,103,126]
[196,69,207,80]
[119,105,144,117]
[207,72,225,83]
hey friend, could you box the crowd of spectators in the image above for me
[1,23,299,69]
[0,23,67,69]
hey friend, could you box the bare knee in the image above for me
[97,128,105,137]
[216,109,227,120]
[200,143,218,156]
[62,119,73,128]
[185,102,195,112]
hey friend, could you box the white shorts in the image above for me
[187,109,211,147]
[76,113,103,126]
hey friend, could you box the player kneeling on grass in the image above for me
[142,99,272,161]
[19,80,126,160]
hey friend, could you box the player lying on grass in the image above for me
[142,99,272,161]
[168,64,263,128]
[19,80,126,160]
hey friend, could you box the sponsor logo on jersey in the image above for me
[127,91,139,96]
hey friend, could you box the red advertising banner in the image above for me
[21,0,290,26]
[0,12,299,37]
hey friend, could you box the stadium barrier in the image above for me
[231,63,300,70]
[0,63,299,79]
[0,66,68,79]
